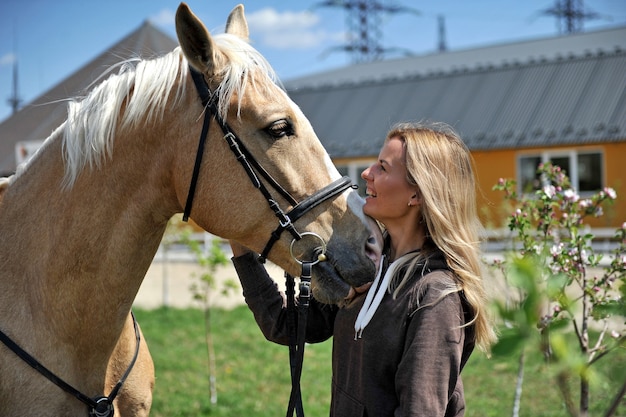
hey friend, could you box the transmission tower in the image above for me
[7,28,22,115]
[316,1,420,63]
[542,0,600,33]
[7,58,22,115]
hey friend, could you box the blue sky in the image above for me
[0,0,624,123]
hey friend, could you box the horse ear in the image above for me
[175,2,217,74]
[225,4,249,41]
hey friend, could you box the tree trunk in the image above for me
[512,351,525,417]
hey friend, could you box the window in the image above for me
[577,153,602,191]
[517,151,604,195]
[519,156,542,193]
[337,162,374,197]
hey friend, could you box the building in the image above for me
[0,21,177,177]
[284,26,626,229]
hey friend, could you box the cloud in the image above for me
[0,52,16,67]
[149,9,175,27]
[247,8,343,49]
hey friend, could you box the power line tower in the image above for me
[7,58,22,115]
[316,0,420,63]
[542,0,600,34]
[6,28,22,115]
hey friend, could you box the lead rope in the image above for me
[285,261,313,417]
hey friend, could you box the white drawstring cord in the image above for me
[354,253,416,339]
[354,254,385,339]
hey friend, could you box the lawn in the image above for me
[134,307,625,416]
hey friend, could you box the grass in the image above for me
[134,307,625,417]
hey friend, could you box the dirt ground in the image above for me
[134,251,613,322]
[134,254,286,310]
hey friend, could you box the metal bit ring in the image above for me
[290,232,327,265]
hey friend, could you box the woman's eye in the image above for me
[266,120,294,139]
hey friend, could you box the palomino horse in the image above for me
[0,3,381,416]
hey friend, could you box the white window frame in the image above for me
[517,149,604,196]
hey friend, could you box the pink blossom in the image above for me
[604,187,617,199]
[543,185,556,199]
[563,189,579,202]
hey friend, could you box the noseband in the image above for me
[183,66,355,262]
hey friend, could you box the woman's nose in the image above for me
[361,165,372,180]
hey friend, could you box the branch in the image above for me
[571,318,585,351]
[589,335,626,366]
[588,321,608,362]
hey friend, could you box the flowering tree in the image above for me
[491,162,625,417]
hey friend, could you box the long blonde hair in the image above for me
[386,121,496,352]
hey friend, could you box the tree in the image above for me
[491,162,625,417]
[164,217,238,406]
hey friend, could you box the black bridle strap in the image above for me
[0,312,141,415]
[182,68,212,222]
[183,66,298,224]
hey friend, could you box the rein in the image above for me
[183,66,355,262]
[0,312,141,417]
[284,232,326,417]
[285,262,313,417]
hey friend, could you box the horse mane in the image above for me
[62,33,280,188]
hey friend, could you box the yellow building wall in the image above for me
[473,142,626,230]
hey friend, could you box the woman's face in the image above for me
[361,137,417,227]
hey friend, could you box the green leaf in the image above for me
[492,330,527,356]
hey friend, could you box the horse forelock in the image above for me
[61,34,280,189]
[212,34,282,119]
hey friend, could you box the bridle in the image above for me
[184,66,355,417]
[0,312,141,417]
[182,66,355,263]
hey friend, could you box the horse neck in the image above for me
[0,125,172,347]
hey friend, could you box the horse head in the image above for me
[173,3,382,303]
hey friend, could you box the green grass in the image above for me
[134,307,625,416]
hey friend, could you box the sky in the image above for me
[0,0,625,123]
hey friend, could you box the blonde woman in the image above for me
[231,121,496,416]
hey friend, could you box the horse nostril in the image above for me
[365,234,382,269]
[363,216,383,269]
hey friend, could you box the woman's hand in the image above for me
[341,282,373,307]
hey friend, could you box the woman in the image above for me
[230,121,496,416]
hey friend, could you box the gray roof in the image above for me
[286,26,626,158]
[0,21,177,176]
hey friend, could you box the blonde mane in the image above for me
[62,34,279,188]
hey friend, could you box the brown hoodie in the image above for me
[232,251,475,417]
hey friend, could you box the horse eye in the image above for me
[265,120,294,139]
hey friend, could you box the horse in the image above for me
[0,3,382,416]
